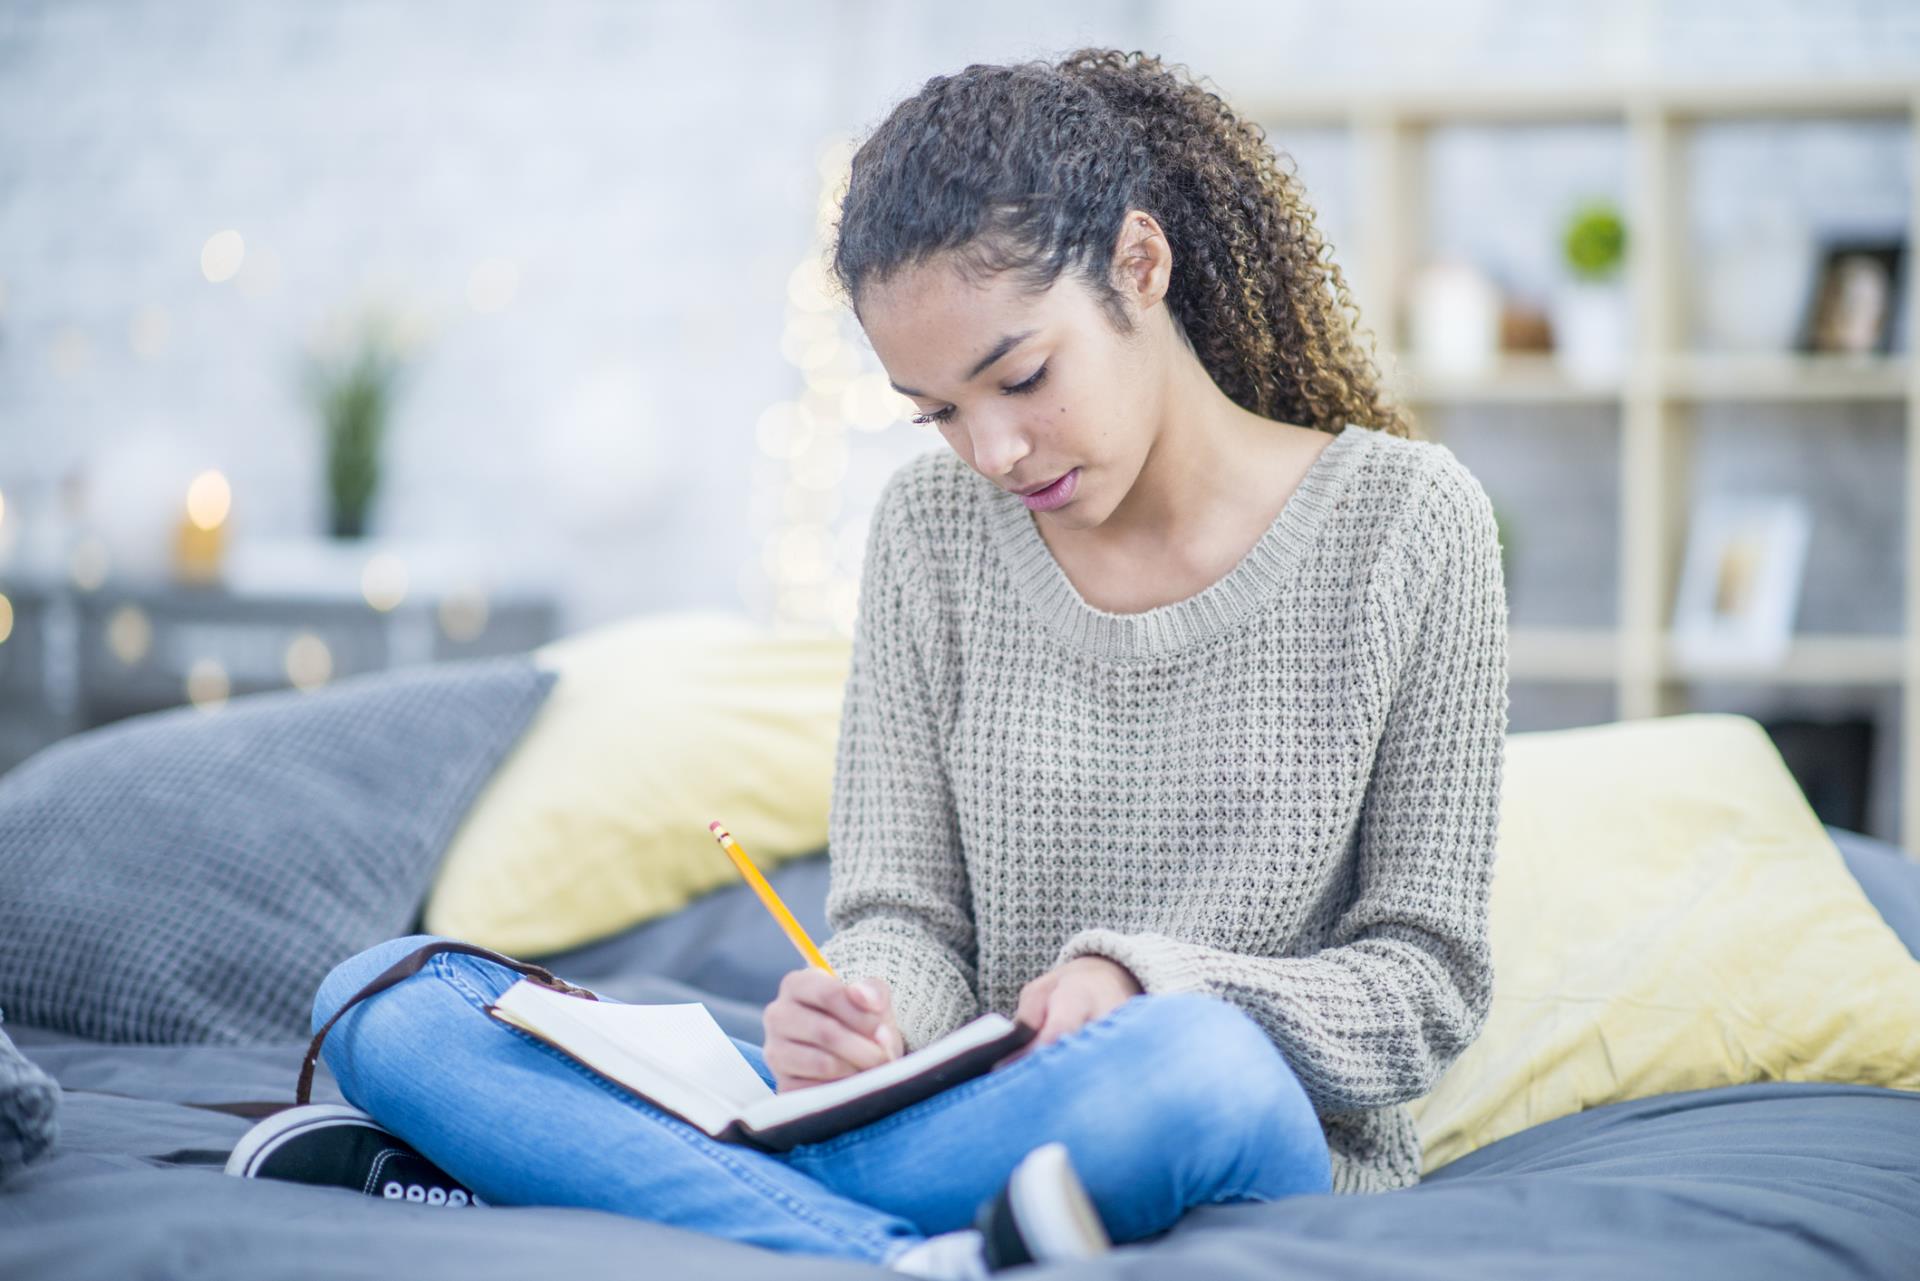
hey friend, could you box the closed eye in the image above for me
[910,363,1050,426]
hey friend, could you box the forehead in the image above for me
[856,257,1069,374]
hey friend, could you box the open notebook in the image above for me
[484,979,1036,1150]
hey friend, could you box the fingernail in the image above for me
[851,981,880,1010]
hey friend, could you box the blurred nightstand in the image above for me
[0,574,559,775]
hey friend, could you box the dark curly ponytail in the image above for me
[828,47,1415,440]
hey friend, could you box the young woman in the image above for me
[228,48,1509,1280]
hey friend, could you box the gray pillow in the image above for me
[0,1008,58,1185]
[0,654,556,1044]
[1826,824,1920,962]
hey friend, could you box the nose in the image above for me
[967,415,1031,483]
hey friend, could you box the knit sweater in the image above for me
[819,421,1510,1196]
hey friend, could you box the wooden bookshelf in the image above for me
[1247,81,1918,850]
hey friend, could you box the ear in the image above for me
[1110,209,1173,314]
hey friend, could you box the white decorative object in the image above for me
[1698,210,1809,351]
[1552,280,1629,387]
[1408,259,1501,380]
[1670,494,1813,672]
[82,426,202,586]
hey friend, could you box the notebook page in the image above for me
[568,1001,775,1111]
[489,983,773,1125]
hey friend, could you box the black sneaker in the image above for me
[890,1142,1110,1277]
[223,1103,486,1208]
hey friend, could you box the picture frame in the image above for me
[1670,494,1812,672]
[1795,237,1905,355]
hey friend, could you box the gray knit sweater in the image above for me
[820,422,1510,1196]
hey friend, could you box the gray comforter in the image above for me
[6,837,1920,1279]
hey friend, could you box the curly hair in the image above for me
[828,47,1416,441]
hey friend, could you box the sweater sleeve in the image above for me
[818,478,983,1052]
[1054,458,1510,1114]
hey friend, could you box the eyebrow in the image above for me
[888,328,1039,398]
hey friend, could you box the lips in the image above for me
[1014,474,1068,496]
[1018,467,1079,511]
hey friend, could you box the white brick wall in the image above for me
[1,3,1916,815]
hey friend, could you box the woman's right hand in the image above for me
[762,968,906,1092]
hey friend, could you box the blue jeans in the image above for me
[312,934,1333,1266]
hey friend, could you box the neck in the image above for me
[1088,352,1279,548]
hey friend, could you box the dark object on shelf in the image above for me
[1499,299,1554,352]
[1795,237,1905,356]
[1760,714,1875,834]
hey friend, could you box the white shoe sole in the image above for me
[223,1103,394,1178]
[1007,1142,1110,1261]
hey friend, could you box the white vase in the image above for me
[1409,259,1502,381]
[1552,281,1629,388]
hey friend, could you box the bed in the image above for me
[4,826,1918,1280]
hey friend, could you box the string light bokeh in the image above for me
[0,244,505,711]
[743,136,920,640]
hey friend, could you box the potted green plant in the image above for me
[1553,199,1630,388]
[305,313,412,540]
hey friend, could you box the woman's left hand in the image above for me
[1004,955,1144,1061]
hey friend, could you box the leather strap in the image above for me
[131,940,600,1122]
[295,939,599,1106]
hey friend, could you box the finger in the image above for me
[794,1001,892,1065]
[802,1015,894,1073]
[848,976,892,1015]
[1037,991,1091,1046]
[779,967,860,1013]
[863,1018,904,1061]
[1004,996,1053,1066]
[1014,976,1056,1031]
[788,975,887,1038]
[761,995,819,1043]
[769,994,895,1070]
[766,1041,862,1084]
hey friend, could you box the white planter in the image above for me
[1552,281,1629,388]
[1409,260,1502,380]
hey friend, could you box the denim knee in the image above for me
[311,933,454,1036]
[1119,993,1331,1197]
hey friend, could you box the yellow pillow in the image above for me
[422,611,852,956]
[1406,712,1920,1174]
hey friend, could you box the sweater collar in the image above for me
[983,423,1373,661]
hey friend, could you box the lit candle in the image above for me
[174,469,230,584]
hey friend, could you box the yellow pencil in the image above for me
[708,820,838,978]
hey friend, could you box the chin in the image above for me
[1047,500,1105,530]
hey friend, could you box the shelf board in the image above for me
[1248,80,1916,126]
[1507,626,1908,685]
[1509,625,1618,681]
[1664,633,1907,685]
[1395,352,1911,406]
[1397,354,1619,406]
[1662,352,1909,402]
